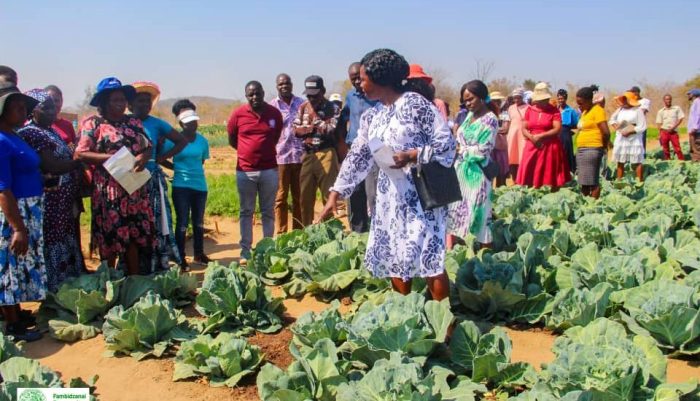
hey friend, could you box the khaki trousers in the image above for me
[300,148,339,226]
[274,163,303,233]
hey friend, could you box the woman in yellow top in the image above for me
[575,85,610,199]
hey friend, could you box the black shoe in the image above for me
[6,323,42,342]
[18,310,36,327]
[193,254,211,264]
[179,259,190,272]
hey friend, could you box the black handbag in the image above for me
[479,159,500,182]
[411,161,462,210]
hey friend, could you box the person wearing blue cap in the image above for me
[75,77,156,276]
[688,89,700,161]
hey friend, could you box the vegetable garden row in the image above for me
[2,149,699,400]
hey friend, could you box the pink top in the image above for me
[507,103,529,165]
[433,98,449,120]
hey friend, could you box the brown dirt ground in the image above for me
[20,139,700,401]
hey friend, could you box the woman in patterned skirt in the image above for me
[447,80,499,249]
[75,77,156,275]
[317,49,457,300]
[18,89,85,291]
[0,86,46,341]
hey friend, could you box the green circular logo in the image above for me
[18,389,46,401]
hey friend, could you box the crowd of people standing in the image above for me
[2,51,700,341]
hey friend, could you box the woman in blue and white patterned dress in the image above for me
[317,49,457,300]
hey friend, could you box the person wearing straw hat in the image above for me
[489,91,509,187]
[75,77,155,276]
[0,85,46,341]
[18,89,86,292]
[128,81,185,271]
[516,82,570,189]
[609,91,647,181]
[506,87,529,179]
[160,99,211,270]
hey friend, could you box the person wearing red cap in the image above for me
[406,64,449,120]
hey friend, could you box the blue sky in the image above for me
[3,0,699,106]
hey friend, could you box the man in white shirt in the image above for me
[655,94,685,160]
[630,86,650,154]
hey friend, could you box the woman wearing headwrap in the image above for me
[507,88,529,179]
[447,80,499,249]
[129,81,185,271]
[18,90,85,291]
[610,92,647,181]
[75,77,155,275]
[317,48,457,300]
[516,82,570,189]
[574,85,610,198]
[557,89,579,173]
[0,85,46,341]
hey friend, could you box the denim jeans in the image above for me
[171,186,208,259]
[236,168,278,254]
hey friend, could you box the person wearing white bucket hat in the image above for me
[160,99,211,270]
[516,82,571,190]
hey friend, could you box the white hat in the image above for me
[329,93,342,103]
[178,109,200,123]
[531,82,552,102]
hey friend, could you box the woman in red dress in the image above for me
[516,82,570,190]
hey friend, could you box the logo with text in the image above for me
[18,388,89,401]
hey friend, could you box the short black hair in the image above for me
[348,62,361,71]
[245,80,263,91]
[172,99,196,116]
[459,83,469,104]
[0,65,17,80]
[360,49,409,91]
[630,86,641,93]
[576,85,598,102]
[45,85,62,95]
[557,89,568,98]
[405,78,434,101]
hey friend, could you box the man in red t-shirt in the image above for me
[45,85,77,145]
[227,81,283,260]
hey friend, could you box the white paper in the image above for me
[368,138,407,182]
[103,146,151,195]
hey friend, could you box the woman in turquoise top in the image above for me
[447,80,499,249]
[129,81,185,272]
[162,99,210,270]
[557,89,579,173]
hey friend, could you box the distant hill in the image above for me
[152,96,243,126]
